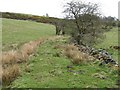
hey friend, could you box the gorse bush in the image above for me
[2,12,61,25]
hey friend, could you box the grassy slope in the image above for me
[11,29,118,88]
[96,28,118,48]
[95,28,119,61]
[2,18,118,88]
[2,18,55,51]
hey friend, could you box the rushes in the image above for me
[2,39,44,66]
[64,44,95,64]
[2,51,18,66]
[2,38,45,86]
[53,44,95,64]
[2,64,20,85]
[1,36,63,86]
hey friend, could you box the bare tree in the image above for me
[63,1,101,45]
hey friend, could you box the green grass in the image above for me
[2,18,119,88]
[10,36,118,88]
[95,28,118,48]
[95,28,119,61]
[2,18,55,51]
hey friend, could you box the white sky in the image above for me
[0,0,119,18]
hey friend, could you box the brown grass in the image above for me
[15,51,28,63]
[1,36,62,85]
[2,37,46,66]
[0,53,2,65]
[0,66,2,83]
[2,64,20,85]
[64,44,95,64]
[20,43,35,55]
[2,51,18,66]
[65,44,78,51]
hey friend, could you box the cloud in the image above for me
[0,0,119,18]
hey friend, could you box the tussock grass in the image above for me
[2,64,20,85]
[2,36,60,65]
[2,51,18,66]
[16,51,28,63]
[0,67,2,83]
[2,36,58,66]
[64,44,95,64]
[20,43,35,56]
[1,38,46,86]
[1,36,61,86]
[1,33,69,87]
[2,38,45,65]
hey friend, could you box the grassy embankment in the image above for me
[2,18,119,88]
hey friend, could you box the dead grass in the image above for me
[64,44,95,64]
[1,36,61,86]
[2,64,20,85]
[20,43,35,55]
[0,66,2,84]
[16,51,28,63]
[1,39,43,85]
[2,38,45,65]
[2,51,18,66]
[1,36,52,65]
[0,53,2,65]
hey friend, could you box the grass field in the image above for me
[10,35,118,88]
[2,18,55,51]
[2,18,119,88]
[95,28,119,61]
[95,27,118,48]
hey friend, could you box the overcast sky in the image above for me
[0,0,119,18]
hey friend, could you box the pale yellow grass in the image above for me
[1,36,64,85]
[2,64,20,85]
[2,51,18,66]
[64,44,95,64]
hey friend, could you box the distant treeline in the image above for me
[1,12,120,46]
[2,12,63,24]
[2,12,119,27]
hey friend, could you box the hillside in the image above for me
[10,35,118,88]
[2,18,55,51]
[2,18,119,88]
